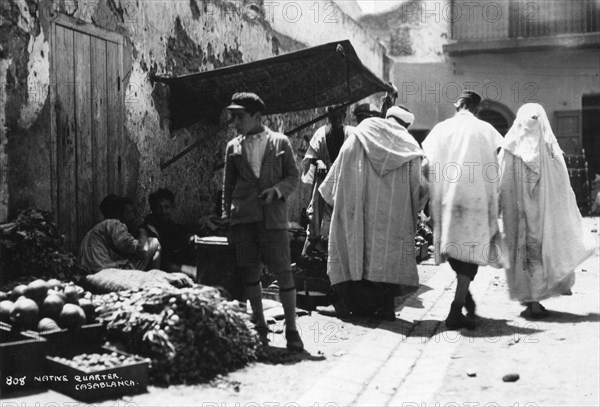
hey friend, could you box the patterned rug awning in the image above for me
[154,40,393,130]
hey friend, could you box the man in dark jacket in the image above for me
[222,92,303,351]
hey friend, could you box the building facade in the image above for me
[358,0,599,208]
[383,0,599,170]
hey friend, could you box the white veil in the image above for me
[502,103,562,172]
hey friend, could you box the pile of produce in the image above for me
[49,350,148,372]
[0,209,81,285]
[93,285,261,385]
[0,279,95,331]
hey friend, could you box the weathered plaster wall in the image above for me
[1,0,345,230]
[333,0,363,22]
[270,0,390,79]
[1,0,53,221]
[359,0,451,62]
[0,58,9,222]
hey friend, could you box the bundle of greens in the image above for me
[0,209,80,285]
[93,285,260,385]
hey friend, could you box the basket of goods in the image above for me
[293,260,333,311]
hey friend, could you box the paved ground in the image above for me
[4,218,599,407]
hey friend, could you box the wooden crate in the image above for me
[24,322,106,354]
[0,325,48,393]
[45,345,149,402]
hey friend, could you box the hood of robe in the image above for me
[354,117,423,177]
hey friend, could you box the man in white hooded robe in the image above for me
[319,106,426,319]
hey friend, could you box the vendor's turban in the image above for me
[386,106,415,126]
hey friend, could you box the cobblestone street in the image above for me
[5,218,598,407]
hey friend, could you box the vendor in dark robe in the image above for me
[300,106,354,259]
[139,188,196,278]
[353,102,380,124]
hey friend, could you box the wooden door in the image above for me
[51,16,123,251]
[555,110,583,155]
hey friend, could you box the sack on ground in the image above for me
[86,268,194,293]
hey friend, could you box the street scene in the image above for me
[1,1,599,407]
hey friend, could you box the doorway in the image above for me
[477,100,515,136]
[50,15,124,251]
[582,94,600,177]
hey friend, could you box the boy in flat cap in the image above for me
[422,90,507,330]
[300,105,353,259]
[222,92,303,351]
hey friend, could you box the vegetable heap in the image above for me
[93,285,261,385]
[0,209,81,285]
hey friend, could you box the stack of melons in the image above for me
[0,279,95,331]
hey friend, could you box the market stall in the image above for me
[154,40,396,303]
[0,40,395,400]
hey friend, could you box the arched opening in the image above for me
[477,100,515,136]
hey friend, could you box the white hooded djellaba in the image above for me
[318,117,426,289]
[499,103,596,302]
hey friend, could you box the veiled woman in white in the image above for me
[499,103,596,318]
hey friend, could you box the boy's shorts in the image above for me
[230,222,291,272]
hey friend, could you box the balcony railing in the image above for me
[451,0,600,42]
[509,0,600,38]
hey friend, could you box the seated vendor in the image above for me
[140,188,197,278]
[78,195,161,274]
